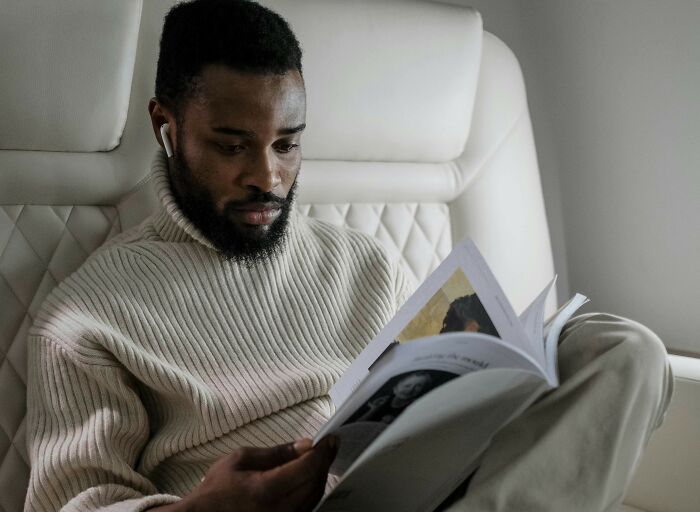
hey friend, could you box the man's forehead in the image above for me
[191,64,306,120]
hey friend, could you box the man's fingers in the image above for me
[277,463,329,512]
[292,444,338,512]
[232,439,312,471]
[262,436,339,496]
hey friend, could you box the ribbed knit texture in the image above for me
[24,151,412,512]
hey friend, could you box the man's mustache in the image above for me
[224,192,288,210]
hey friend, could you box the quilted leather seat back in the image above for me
[0,1,554,510]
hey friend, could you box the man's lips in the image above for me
[227,202,282,226]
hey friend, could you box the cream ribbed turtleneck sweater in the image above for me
[25,152,411,512]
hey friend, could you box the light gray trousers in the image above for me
[445,313,674,512]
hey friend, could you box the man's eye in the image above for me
[217,143,244,154]
[276,143,299,153]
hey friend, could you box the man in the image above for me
[25,2,408,511]
[25,1,672,511]
[440,294,499,337]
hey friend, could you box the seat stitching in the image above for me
[0,268,30,312]
[62,206,95,256]
[0,205,25,263]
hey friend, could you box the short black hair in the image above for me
[440,294,498,336]
[155,0,303,114]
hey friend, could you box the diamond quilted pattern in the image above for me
[14,206,68,265]
[0,209,16,254]
[0,439,28,512]
[0,219,46,310]
[0,426,8,476]
[27,273,59,321]
[65,206,120,254]
[297,203,452,283]
[5,317,29,388]
[0,277,24,360]
[0,362,24,453]
[0,205,120,512]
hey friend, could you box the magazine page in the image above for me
[315,368,549,512]
[543,293,590,384]
[315,332,546,475]
[330,238,533,407]
[518,276,557,346]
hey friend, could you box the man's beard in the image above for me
[168,148,297,266]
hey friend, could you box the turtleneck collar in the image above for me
[151,149,219,249]
[149,149,300,254]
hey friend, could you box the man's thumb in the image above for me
[232,440,311,471]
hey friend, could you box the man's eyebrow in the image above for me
[278,123,306,135]
[211,123,306,138]
[212,127,255,137]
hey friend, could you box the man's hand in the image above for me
[150,437,338,512]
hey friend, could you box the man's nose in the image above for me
[240,149,281,193]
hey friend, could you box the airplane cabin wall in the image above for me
[437,0,700,356]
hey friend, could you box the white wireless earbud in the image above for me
[160,123,174,158]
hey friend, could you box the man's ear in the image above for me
[148,98,176,155]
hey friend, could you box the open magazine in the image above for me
[312,238,588,512]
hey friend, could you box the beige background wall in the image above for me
[434,0,700,355]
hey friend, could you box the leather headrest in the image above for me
[272,0,483,162]
[0,0,142,152]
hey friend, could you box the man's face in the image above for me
[463,319,480,332]
[167,64,306,264]
[393,374,431,400]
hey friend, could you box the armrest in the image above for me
[623,355,700,512]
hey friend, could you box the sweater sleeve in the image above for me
[24,335,181,512]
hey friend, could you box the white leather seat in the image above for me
[0,1,696,511]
